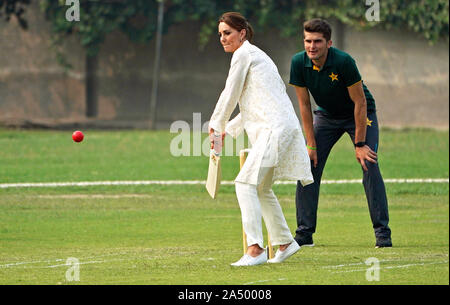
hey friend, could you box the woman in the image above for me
[209,12,314,266]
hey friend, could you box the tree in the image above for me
[5,0,448,123]
[0,0,31,28]
[39,0,449,123]
[40,0,448,61]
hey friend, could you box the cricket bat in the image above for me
[206,150,221,199]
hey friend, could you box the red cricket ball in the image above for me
[72,130,84,142]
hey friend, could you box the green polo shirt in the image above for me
[290,47,375,118]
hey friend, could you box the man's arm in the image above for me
[293,85,317,167]
[347,81,377,171]
[348,81,367,144]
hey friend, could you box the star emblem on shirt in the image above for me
[367,118,373,126]
[329,72,338,81]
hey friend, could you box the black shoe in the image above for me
[295,234,315,247]
[375,236,392,248]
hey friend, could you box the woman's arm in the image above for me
[209,49,251,134]
[225,113,243,138]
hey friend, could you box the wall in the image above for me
[0,2,448,129]
[344,27,449,128]
[0,2,86,127]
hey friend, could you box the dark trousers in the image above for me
[295,111,391,239]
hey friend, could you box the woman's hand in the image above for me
[209,128,225,150]
[209,128,214,148]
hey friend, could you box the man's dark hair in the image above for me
[303,18,332,41]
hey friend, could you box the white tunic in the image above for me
[209,41,313,186]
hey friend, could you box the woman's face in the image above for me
[218,22,246,53]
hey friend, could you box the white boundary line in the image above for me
[243,278,287,285]
[0,252,133,269]
[330,260,449,274]
[0,178,448,189]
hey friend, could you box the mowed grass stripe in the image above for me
[0,188,448,285]
[0,129,447,284]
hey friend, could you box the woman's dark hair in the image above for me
[218,12,254,42]
[303,18,332,41]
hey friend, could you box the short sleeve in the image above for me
[341,56,362,87]
[289,54,306,87]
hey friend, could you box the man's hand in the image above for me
[307,147,318,168]
[355,145,377,171]
[294,86,317,168]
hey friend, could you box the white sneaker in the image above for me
[230,251,267,266]
[267,241,300,263]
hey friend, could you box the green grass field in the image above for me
[0,128,448,285]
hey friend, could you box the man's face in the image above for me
[303,31,332,61]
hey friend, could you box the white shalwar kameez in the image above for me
[209,41,313,248]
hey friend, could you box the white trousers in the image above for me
[235,167,294,249]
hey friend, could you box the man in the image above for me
[289,18,392,248]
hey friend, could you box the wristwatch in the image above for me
[354,141,366,147]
